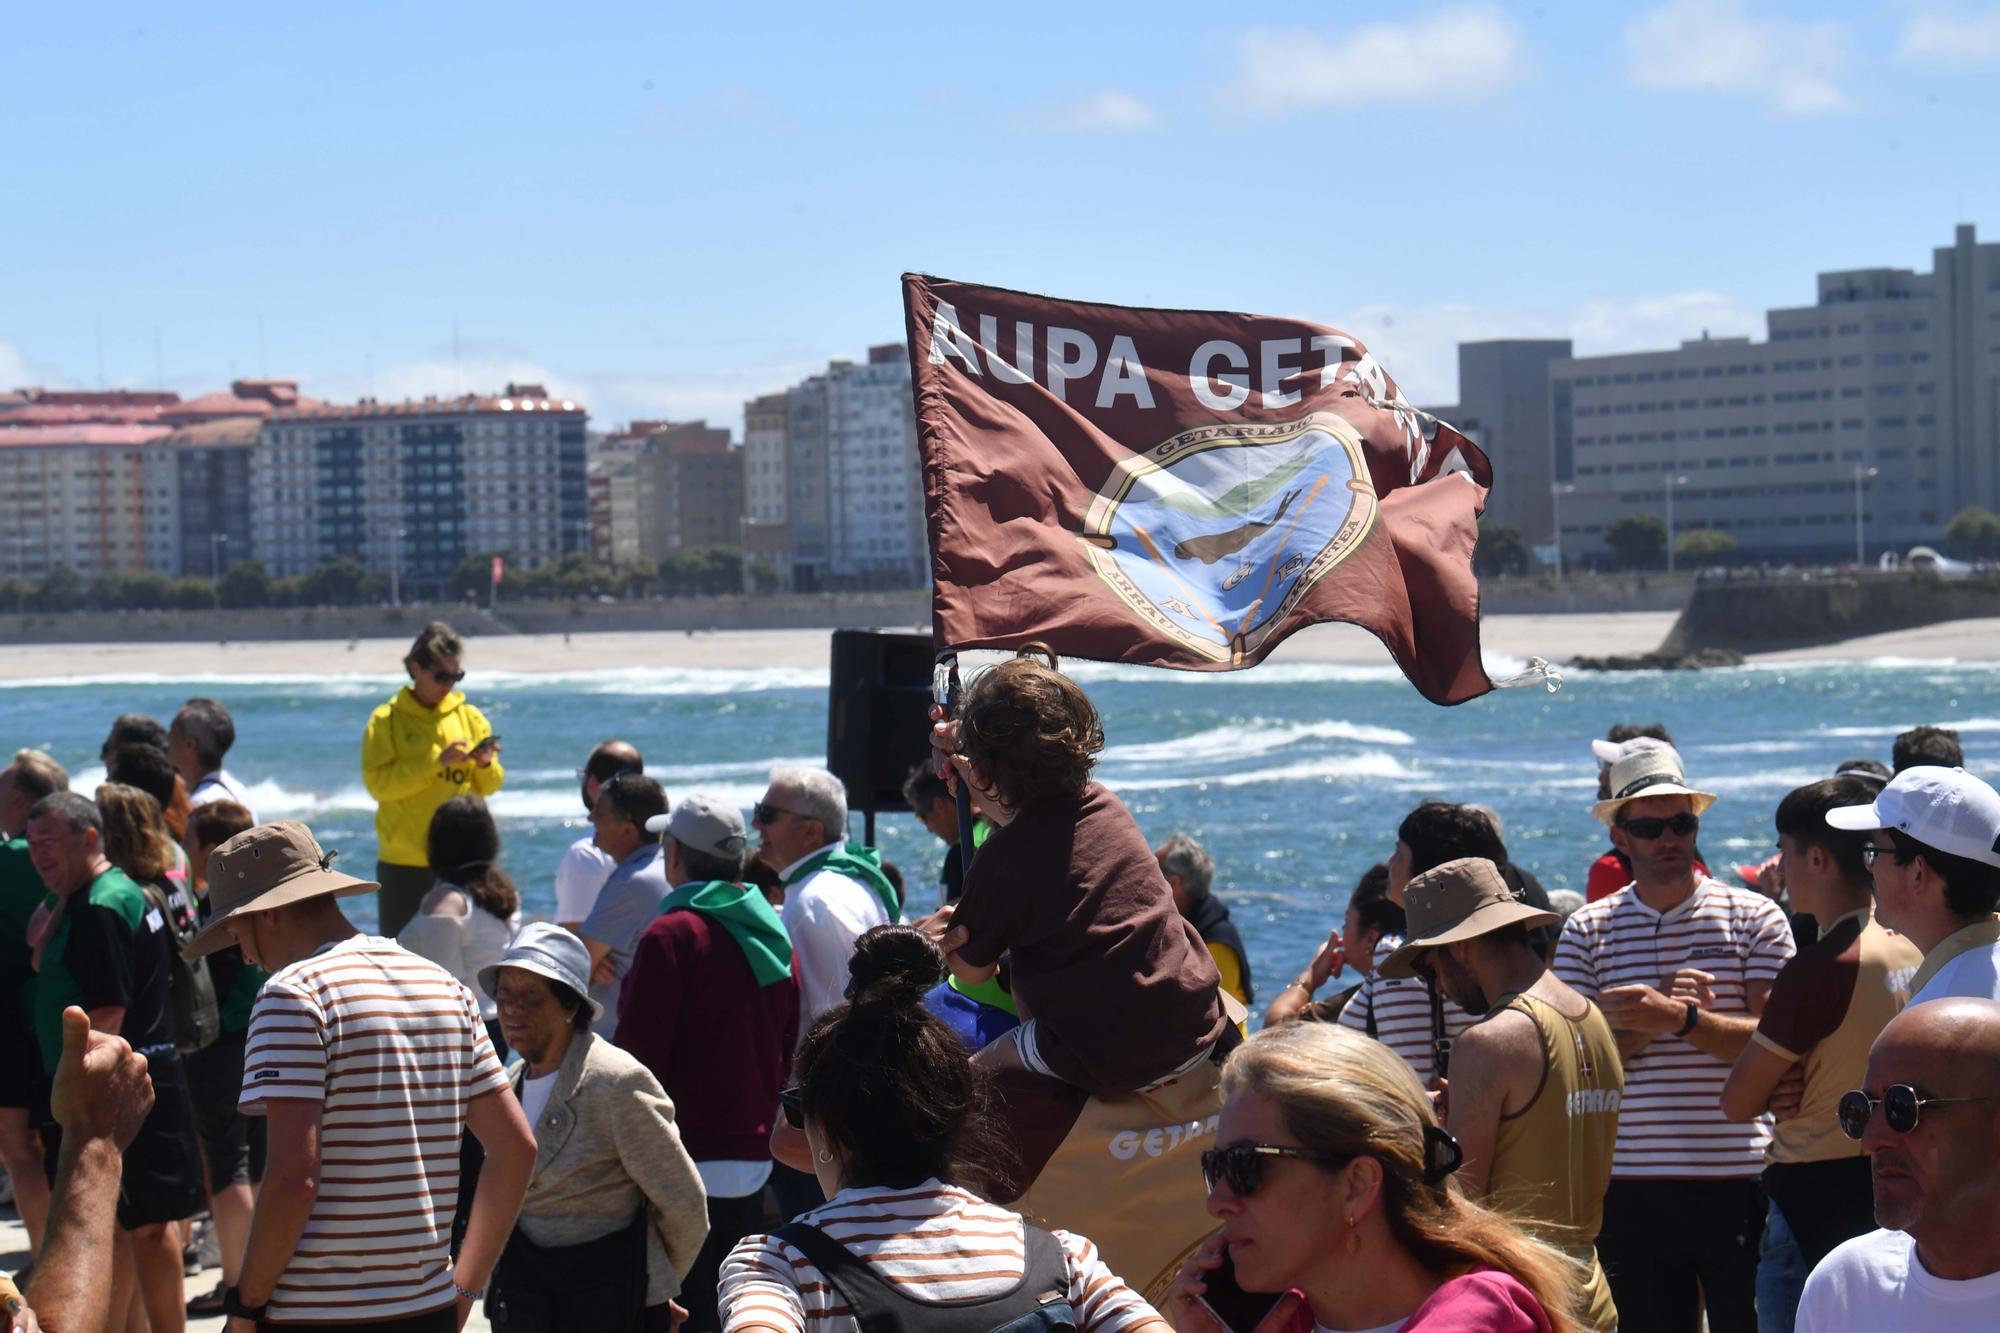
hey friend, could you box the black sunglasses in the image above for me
[1620,812,1699,840]
[1838,1085,2000,1140]
[755,801,804,825]
[779,1086,804,1130]
[427,666,467,686]
[1199,1142,1351,1197]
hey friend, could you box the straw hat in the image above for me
[1590,745,1718,826]
[183,822,378,959]
[1380,857,1559,979]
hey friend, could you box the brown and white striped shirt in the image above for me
[1553,878,1794,1179]
[1335,935,1473,1086]
[239,935,510,1322]
[718,1181,1161,1332]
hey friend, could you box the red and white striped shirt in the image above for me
[718,1181,1162,1332]
[1553,878,1794,1179]
[240,935,510,1322]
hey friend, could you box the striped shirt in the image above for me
[239,935,510,1322]
[1553,878,1795,1179]
[718,1181,1161,1333]
[1335,935,1473,1086]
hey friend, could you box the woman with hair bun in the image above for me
[1168,1023,1582,1333]
[719,925,1170,1333]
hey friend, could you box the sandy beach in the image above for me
[0,611,1991,680]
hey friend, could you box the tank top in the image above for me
[1486,991,1622,1333]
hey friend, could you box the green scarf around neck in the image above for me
[787,843,901,921]
[660,881,793,987]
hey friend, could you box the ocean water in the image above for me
[5,651,1993,1000]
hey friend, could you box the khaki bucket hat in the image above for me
[1379,857,1558,980]
[183,821,378,960]
[1589,744,1718,826]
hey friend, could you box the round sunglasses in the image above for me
[1838,1084,2000,1140]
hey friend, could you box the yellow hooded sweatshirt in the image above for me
[361,686,504,867]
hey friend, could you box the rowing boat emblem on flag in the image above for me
[904,274,1496,704]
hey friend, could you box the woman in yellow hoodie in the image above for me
[362,621,504,935]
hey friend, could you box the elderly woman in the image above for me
[478,924,709,1331]
[1167,1023,1583,1333]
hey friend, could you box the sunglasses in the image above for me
[754,802,804,825]
[1619,812,1699,840]
[779,1086,804,1130]
[1199,1142,1352,1197]
[1859,843,1902,869]
[427,666,467,686]
[1838,1085,2000,1140]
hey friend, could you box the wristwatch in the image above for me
[1675,1001,1700,1037]
[222,1287,269,1321]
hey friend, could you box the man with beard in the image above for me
[1795,998,2000,1331]
[1380,856,1621,1332]
[1553,746,1795,1333]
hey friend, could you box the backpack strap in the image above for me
[774,1220,1077,1333]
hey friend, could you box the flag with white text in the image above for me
[904,274,1495,705]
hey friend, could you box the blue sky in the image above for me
[6,1,1999,430]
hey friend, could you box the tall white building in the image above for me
[764,344,926,592]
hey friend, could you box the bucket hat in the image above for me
[183,822,378,960]
[1380,857,1559,979]
[478,922,606,1020]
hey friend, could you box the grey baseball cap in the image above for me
[646,792,747,859]
[478,922,604,1020]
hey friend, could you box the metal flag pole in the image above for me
[931,650,978,868]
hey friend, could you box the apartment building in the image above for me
[251,385,588,597]
[743,392,792,583]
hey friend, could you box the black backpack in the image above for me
[144,881,222,1054]
[775,1220,1079,1333]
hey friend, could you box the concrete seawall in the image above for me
[1663,574,2000,654]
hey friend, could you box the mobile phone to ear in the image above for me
[1198,1250,1287,1332]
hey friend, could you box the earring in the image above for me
[817,1150,833,1164]
[1345,1214,1358,1255]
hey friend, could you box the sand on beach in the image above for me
[0,611,1993,680]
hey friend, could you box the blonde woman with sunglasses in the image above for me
[1167,1023,1583,1333]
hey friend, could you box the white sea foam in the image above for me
[1104,719,1415,767]
[1818,718,2000,738]
[1111,752,1416,792]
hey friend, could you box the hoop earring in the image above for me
[817,1150,833,1164]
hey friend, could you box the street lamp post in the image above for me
[1665,474,1689,574]
[1853,465,1879,570]
[209,532,229,582]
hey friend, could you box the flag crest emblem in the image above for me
[1079,412,1378,664]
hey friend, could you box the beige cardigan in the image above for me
[511,1028,710,1306]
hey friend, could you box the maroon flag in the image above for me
[904,275,1495,705]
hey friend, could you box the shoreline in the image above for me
[0,611,1990,680]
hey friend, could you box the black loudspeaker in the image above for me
[826,629,936,821]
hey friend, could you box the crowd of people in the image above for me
[2,621,1998,1333]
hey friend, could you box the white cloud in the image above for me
[0,340,73,392]
[1016,90,1159,134]
[1897,7,2000,67]
[1329,291,1764,407]
[1224,5,1526,117]
[1626,0,1853,118]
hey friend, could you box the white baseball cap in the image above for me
[1591,735,1675,768]
[1826,765,2000,870]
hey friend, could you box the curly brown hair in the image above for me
[957,644,1103,811]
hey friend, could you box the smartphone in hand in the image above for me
[1197,1251,1287,1332]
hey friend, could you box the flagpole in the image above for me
[931,650,978,870]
